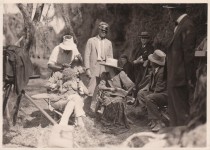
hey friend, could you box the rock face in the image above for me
[3,4,207,60]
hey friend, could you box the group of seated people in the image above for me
[45,34,168,133]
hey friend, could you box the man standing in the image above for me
[84,22,113,115]
[130,31,154,86]
[164,4,196,126]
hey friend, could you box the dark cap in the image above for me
[138,31,150,38]
[99,22,109,31]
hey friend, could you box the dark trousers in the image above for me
[168,85,190,126]
[146,92,168,121]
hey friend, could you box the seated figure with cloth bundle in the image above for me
[46,67,89,128]
[95,58,135,133]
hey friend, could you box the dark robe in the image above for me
[130,42,154,85]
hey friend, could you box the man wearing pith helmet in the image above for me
[136,49,167,132]
[84,21,113,116]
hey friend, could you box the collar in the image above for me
[61,49,72,55]
[176,14,187,24]
[155,67,159,74]
[97,35,106,40]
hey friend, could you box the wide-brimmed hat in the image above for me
[59,35,78,51]
[163,4,187,10]
[99,22,109,31]
[148,50,166,66]
[100,58,122,70]
[138,31,150,38]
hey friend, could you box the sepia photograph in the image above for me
[2,2,207,148]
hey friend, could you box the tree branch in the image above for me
[33,4,44,25]
[27,4,33,19]
[17,3,33,52]
[62,4,78,44]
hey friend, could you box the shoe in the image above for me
[97,107,105,114]
[148,120,152,126]
[151,121,163,132]
[148,120,156,128]
[97,109,103,114]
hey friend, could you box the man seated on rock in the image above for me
[136,49,167,132]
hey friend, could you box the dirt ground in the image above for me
[3,76,152,148]
[3,58,206,148]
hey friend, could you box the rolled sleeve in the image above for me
[48,46,60,65]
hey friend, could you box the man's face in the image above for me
[99,25,108,38]
[150,61,159,69]
[120,58,127,66]
[140,37,149,45]
[63,50,71,54]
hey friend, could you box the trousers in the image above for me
[168,85,190,126]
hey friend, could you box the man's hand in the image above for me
[140,87,149,92]
[86,68,92,78]
[188,80,194,89]
[62,63,71,68]
[133,56,143,64]
[109,87,117,92]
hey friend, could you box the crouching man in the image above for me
[136,49,167,132]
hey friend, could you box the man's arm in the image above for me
[154,70,166,93]
[48,46,64,72]
[84,39,92,78]
[84,39,91,70]
[182,23,196,83]
[48,63,63,72]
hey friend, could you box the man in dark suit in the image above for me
[163,4,196,126]
[130,31,154,85]
[136,50,167,132]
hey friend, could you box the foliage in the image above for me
[3,4,207,59]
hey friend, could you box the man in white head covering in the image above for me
[48,35,81,72]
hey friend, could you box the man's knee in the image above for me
[137,90,146,99]
[146,93,156,101]
[136,90,148,106]
[146,93,167,105]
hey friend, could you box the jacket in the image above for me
[84,36,113,77]
[167,15,196,87]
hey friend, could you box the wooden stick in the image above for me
[24,92,57,125]
[14,36,24,46]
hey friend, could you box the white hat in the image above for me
[59,35,78,51]
[148,50,166,66]
[100,58,122,70]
